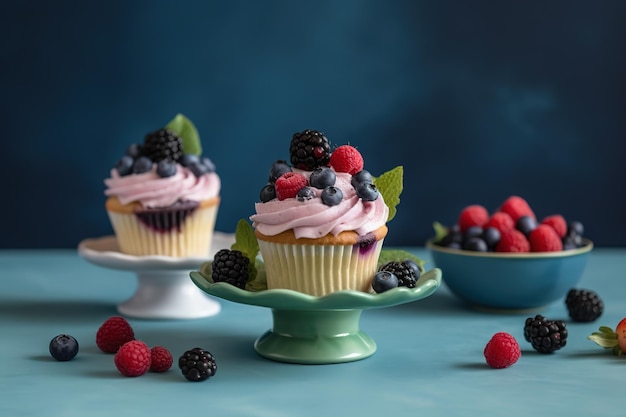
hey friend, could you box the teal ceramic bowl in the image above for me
[426,239,594,312]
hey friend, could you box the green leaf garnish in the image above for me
[432,221,449,243]
[231,219,260,284]
[374,165,403,222]
[378,249,426,271]
[166,113,202,156]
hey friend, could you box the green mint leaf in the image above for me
[166,113,202,156]
[378,249,426,271]
[588,332,618,348]
[373,165,403,222]
[432,221,449,243]
[231,219,259,283]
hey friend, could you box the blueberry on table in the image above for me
[49,334,79,361]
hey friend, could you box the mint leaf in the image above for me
[432,221,449,243]
[166,113,202,156]
[374,165,403,222]
[378,249,426,270]
[231,219,259,283]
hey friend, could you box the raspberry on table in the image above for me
[457,205,489,233]
[275,172,309,201]
[529,224,563,252]
[150,346,173,372]
[484,332,521,369]
[495,229,530,253]
[329,145,364,175]
[96,316,135,353]
[114,340,152,377]
[498,195,536,222]
[524,315,568,353]
[541,214,568,238]
[565,288,604,322]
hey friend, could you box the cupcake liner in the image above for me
[258,239,384,296]
[107,203,219,257]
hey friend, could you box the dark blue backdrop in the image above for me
[2,0,625,249]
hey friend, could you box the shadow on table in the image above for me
[0,299,117,324]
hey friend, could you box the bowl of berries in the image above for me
[426,196,593,312]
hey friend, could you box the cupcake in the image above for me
[249,129,402,296]
[104,114,220,257]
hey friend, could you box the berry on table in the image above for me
[484,332,521,369]
[565,288,604,322]
[588,318,626,356]
[179,347,217,381]
[329,144,364,175]
[275,172,308,201]
[49,334,79,361]
[290,129,331,170]
[524,315,568,353]
[150,346,173,373]
[114,340,152,377]
[211,249,250,289]
[371,270,399,293]
[96,316,135,353]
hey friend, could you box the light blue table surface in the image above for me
[1,246,625,417]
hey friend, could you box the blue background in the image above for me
[2,0,625,249]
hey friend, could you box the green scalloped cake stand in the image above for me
[189,268,442,364]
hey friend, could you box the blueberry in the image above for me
[356,182,379,201]
[132,156,153,174]
[269,160,292,182]
[440,227,462,248]
[202,157,216,173]
[309,167,336,189]
[297,186,315,201]
[350,170,373,189]
[463,226,483,243]
[259,183,276,202]
[49,334,79,361]
[125,143,142,158]
[568,221,584,237]
[157,160,177,177]
[562,236,579,250]
[463,237,488,252]
[516,215,537,236]
[321,186,343,206]
[179,154,201,167]
[115,155,134,176]
[188,161,208,177]
[482,227,501,248]
[371,270,399,293]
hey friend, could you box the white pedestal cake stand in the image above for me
[78,232,235,319]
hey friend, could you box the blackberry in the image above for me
[142,128,184,162]
[379,261,417,288]
[565,289,604,322]
[523,315,568,353]
[178,347,217,381]
[289,129,331,170]
[211,249,250,289]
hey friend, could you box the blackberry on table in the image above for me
[178,347,217,381]
[379,261,418,288]
[211,249,250,289]
[142,128,184,162]
[289,129,331,170]
[565,289,604,322]
[523,315,568,353]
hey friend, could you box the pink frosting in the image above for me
[250,170,388,239]
[104,165,220,208]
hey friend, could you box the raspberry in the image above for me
[541,214,567,238]
[483,211,515,234]
[114,340,152,377]
[495,229,530,252]
[274,172,308,201]
[565,289,604,322]
[96,316,135,353]
[498,196,536,222]
[329,145,364,175]
[457,205,489,233]
[484,332,521,369]
[150,346,173,372]
[529,224,563,252]
[524,315,567,353]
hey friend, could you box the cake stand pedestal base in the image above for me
[254,309,375,364]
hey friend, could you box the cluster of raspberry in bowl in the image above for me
[433,195,588,253]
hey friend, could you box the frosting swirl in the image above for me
[250,170,388,239]
[104,165,220,208]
